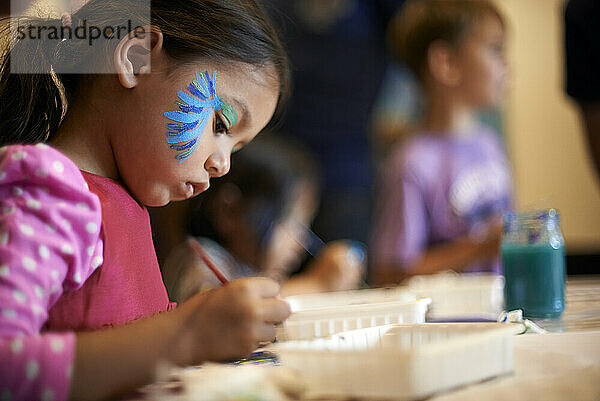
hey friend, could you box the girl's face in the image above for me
[111,64,279,207]
[455,14,507,108]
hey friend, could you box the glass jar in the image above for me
[501,209,566,318]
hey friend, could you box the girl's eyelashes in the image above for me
[214,112,230,135]
[213,110,245,154]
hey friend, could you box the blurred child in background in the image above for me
[162,136,365,302]
[371,0,513,285]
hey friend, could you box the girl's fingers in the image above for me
[244,276,282,298]
[260,297,291,323]
[257,322,277,343]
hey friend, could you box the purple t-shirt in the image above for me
[371,126,512,274]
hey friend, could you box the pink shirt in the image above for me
[0,144,172,400]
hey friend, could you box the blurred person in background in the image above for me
[565,0,600,181]
[370,0,513,285]
[261,0,406,245]
[160,136,365,302]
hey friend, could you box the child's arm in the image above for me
[371,147,503,285]
[0,144,105,401]
[0,146,290,400]
[371,151,429,285]
[70,277,290,401]
[280,241,365,296]
[371,220,502,284]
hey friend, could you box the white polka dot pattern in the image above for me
[2,309,16,319]
[34,168,47,178]
[41,388,55,401]
[12,290,26,303]
[60,244,74,255]
[0,145,101,400]
[26,199,41,210]
[50,338,64,353]
[10,338,23,353]
[34,285,44,299]
[19,224,34,236]
[85,222,98,234]
[31,304,44,316]
[22,257,36,271]
[91,256,103,269]
[0,389,12,401]
[52,161,64,174]
[26,360,39,379]
[11,151,26,161]
[39,245,50,259]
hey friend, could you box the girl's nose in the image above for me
[205,151,230,177]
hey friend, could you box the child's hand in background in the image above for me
[304,241,366,292]
[472,214,504,261]
[174,277,290,364]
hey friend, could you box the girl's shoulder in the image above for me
[0,143,89,193]
[386,133,447,173]
[0,143,104,293]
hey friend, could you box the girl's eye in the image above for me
[490,42,504,56]
[215,113,230,135]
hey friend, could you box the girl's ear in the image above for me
[427,40,461,87]
[114,25,163,89]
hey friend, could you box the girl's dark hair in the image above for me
[189,135,319,246]
[0,0,290,146]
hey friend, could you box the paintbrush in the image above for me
[187,237,229,284]
[291,222,326,257]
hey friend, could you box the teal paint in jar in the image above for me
[501,209,566,318]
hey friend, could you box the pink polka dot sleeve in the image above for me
[0,144,104,401]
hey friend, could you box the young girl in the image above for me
[0,1,291,400]
[158,135,365,302]
[371,0,513,284]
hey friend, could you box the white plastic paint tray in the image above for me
[273,323,521,400]
[277,287,430,341]
[405,273,505,320]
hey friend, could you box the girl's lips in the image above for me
[185,181,210,198]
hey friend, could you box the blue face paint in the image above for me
[164,70,222,163]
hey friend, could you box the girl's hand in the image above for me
[305,241,366,292]
[174,277,290,364]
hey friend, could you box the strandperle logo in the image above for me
[14,19,144,46]
[9,0,150,74]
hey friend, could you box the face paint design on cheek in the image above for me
[164,70,223,163]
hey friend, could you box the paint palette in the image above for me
[405,272,505,321]
[278,287,430,341]
[272,323,521,400]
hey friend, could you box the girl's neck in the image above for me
[50,99,119,180]
[421,92,477,137]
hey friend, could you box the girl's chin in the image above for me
[138,192,172,207]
